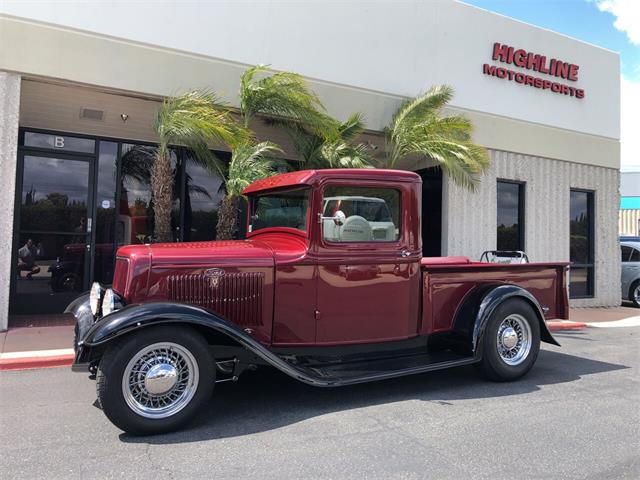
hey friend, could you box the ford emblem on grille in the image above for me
[204,268,225,288]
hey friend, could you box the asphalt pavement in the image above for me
[1,325,639,480]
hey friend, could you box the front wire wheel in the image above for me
[122,342,199,419]
[97,326,215,435]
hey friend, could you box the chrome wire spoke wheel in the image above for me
[496,313,532,366]
[122,342,199,419]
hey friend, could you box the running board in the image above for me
[285,351,479,387]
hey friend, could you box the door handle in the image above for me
[399,250,411,258]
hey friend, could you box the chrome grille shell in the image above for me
[167,271,264,326]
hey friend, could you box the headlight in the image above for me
[89,282,103,316]
[102,288,116,316]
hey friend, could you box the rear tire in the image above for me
[96,325,214,435]
[478,298,541,382]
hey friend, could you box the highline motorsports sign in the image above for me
[483,42,585,99]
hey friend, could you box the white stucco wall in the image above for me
[442,150,621,307]
[0,72,20,331]
[0,0,620,144]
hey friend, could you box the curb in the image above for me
[0,349,75,371]
[546,321,588,331]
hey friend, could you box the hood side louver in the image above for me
[167,272,264,326]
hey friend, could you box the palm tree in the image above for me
[216,142,280,240]
[384,85,490,190]
[239,65,334,135]
[152,90,248,241]
[215,65,337,240]
[286,112,373,169]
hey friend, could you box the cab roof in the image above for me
[242,169,421,195]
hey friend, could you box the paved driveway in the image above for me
[1,326,639,479]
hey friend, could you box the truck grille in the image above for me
[166,272,264,326]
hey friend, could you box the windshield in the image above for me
[249,188,310,233]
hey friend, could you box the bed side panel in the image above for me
[421,264,566,335]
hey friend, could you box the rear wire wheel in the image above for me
[478,298,541,382]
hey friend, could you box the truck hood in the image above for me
[145,239,274,267]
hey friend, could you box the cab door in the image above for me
[315,182,421,344]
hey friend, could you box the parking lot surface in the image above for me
[1,325,639,479]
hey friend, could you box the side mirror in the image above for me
[319,211,346,226]
[333,210,346,226]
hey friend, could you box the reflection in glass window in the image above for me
[497,181,524,251]
[118,144,180,244]
[184,161,225,242]
[322,186,400,242]
[249,188,310,233]
[95,142,118,284]
[20,156,90,233]
[569,190,594,298]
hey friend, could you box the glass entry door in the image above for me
[13,154,93,313]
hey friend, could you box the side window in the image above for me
[621,246,632,262]
[322,186,401,242]
[631,248,640,262]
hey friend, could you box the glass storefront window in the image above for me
[497,180,524,251]
[569,189,594,298]
[20,156,90,234]
[12,130,228,315]
[183,161,225,241]
[94,142,118,284]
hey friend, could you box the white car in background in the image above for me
[621,237,640,308]
[322,196,397,242]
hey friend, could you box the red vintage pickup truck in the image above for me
[68,169,569,434]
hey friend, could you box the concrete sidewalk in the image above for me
[1,306,639,371]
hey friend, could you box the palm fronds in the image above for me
[240,65,334,136]
[385,85,490,190]
[226,141,280,197]
[155,90,249,178]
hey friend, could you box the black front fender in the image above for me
[70,302,351,387]
[454,284,560,355]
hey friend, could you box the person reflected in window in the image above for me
[17,238,41,280]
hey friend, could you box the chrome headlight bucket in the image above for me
[89,282,103,316]
[102,288,119,316]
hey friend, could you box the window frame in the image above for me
[569,188,595,299]
[496,179,525,252]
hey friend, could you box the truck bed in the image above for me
[420,257,570,335]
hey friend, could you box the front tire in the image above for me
[478,299,541,382]
[96,326,215,435]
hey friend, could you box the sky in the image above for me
[464,0,640,172]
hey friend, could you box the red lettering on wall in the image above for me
[568,64,579,81]
[486,42,584,99]
[513,49,527,67]
[555,62,569,80]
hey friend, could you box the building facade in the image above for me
[0,1,621,330]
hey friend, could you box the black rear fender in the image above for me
[452,284,560,356]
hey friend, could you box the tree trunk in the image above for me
[151,151,173,243]
[216,195,239,240]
